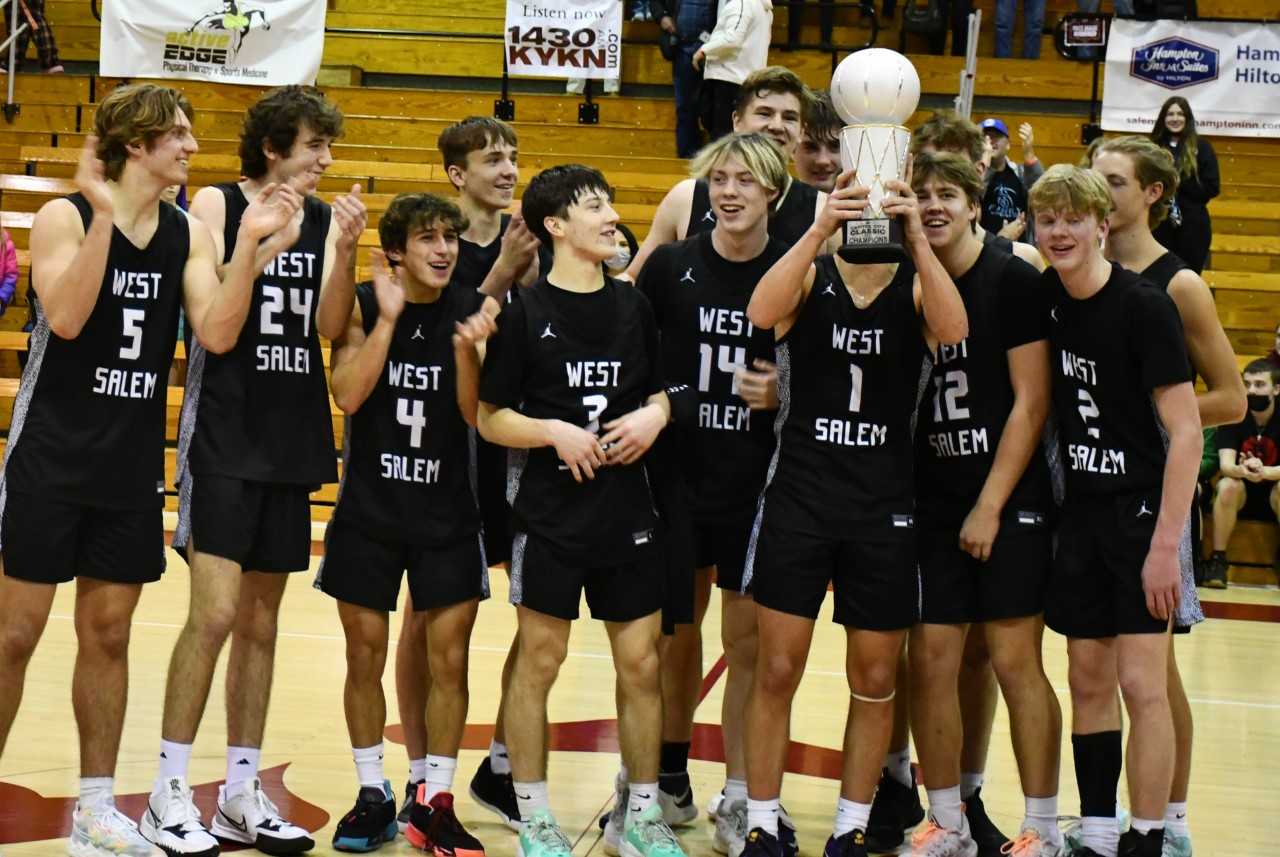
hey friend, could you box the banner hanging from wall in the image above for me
[100,0,326,86]
[1104,18,1280,139]
[504,0,622,79]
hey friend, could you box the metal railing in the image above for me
[0,0,31,121]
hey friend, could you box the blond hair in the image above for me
[95,84,194,181]
[1028,164,1113,224]
[1094,135,1179,229]
[910,150,985,208]
[689,132,790,196]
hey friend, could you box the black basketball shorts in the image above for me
[509,532,665,623]
[693,514,757,593]
[917,510,1052,624]
[746,511,919,630]
[1240,481,1279,522]
[1046,491,1171,639]
[476,438,512,566]
[187,474,312,573]
[1,490,165,585]
[317,518,489,612]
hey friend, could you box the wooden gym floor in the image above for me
[1,549,1277,856]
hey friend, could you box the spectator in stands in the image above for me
[1206,359,1280,588]
[606,222,640,277]
[2,0,62,73]
[785,0,834,50]
[694,0,774,141]
[1265,320,1280,372]
[652,0,717,158]
[1151,95,1219,273]
[979,118,1042,239]
[567,75,620,95]
[0,220,15,314]
[995,0,1045,58]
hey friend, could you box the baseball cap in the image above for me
[981,118,1010,137]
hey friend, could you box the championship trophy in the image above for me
[829,48,921,263]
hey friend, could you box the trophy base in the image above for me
[838,217,910,264]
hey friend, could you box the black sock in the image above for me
[1119,827,1164,856]
[659,741,691,776]
[1212,550,1227,560]
[1071,730,1122,819]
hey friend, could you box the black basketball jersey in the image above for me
[451,213,551,299]
[181,184,336,485]
[332,283,484,544]
[915,245,1052,526]
[1047,263,1192,499]
[479,277,664,562]
[638,231,786,523]
[762,257,928,533]
[1140,250,1189,292]
[3,193,186,508]
[687,178,821,247]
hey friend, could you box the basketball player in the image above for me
[1089,136,1246,857]
[906,152,1063,857]
[1030,165,1202,857]
[390,116,541,833]
[320,192,518,853]
[0,84,300,857]
[626,66,827,282]
[741,167,968,857]
[473,165,683,857]
[143,86,367,857]
[792,91,841,194]
[622,132,791,856]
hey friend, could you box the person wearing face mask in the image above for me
[1150,97,1219,274]
[1205,361,1280,589]
[606,223,640,277]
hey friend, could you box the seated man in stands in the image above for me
[1206,359,1280,588]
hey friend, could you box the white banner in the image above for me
[100,0,326,87]
[1103,19,1280,138]
[505,0,622,79]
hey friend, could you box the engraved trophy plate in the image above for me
[830,49,921,264]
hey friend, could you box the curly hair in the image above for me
[238,86,343,179]
[378,193,470,258]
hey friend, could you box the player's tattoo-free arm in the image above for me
[184,184,304,354]
[1167,270,1247,428]
[316,185,368,341]
[29,198,111,340]
[1012,241,1047,272]
[624,179,694,281]
[888,175,966,347]
[1145,380,1203,621]
[480,214,540,301]
[477,403,607,484]
[601,391,671,466]
[959,340,1052,561]
[330,249,405,414]
[452,297,501,427]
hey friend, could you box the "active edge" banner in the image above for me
[100,0,326,87]
[1103,18,1280,138]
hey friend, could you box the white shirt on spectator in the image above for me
[703,0,773,85]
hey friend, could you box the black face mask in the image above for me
[1248,393,1273,413]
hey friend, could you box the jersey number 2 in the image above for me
[261,285,314,337]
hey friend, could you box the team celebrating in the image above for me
[0,61,1248,857]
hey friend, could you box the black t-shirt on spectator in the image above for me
[1217,407,1280,469]
[981,162,1028,235]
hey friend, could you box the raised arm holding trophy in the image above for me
[830,48,922,263]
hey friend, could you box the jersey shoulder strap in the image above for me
[686,179,713,237]
[65,192,94,231]
[216,182,246,264]
[355,281,379,335]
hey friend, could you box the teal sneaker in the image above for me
[517,809,573,857]
[1162,832,1192,857]
[621,805,686,857]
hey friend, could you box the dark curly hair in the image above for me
[378,193,470,260]
[238,85,343,179]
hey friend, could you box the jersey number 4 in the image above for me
[397,397,426,448]
[698,343,746,395]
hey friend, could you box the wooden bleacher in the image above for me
[11,0,1280,582]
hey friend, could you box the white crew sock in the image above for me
[514,780,550,820]
[885,748,913,788]
[926,785,964,831]
[833,798,871,837]
[724,778,748,803]
[747,798,780,837]
[80,777,114,809]
[158,739,192,783]
[1023,795,1061,843]
[1164,802,1190,838]
[1131,817,1163,835]
[1081,816,1120,857]
[226,746,261,791]
[423,755,457,802]
[627,781,659,824]
[409,757,427,784]
[960,771,983,800]
[353,744,385,788]
[489,740,511,775]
